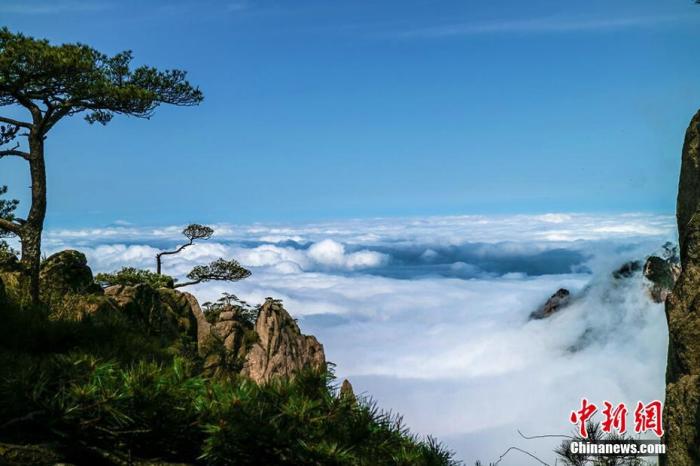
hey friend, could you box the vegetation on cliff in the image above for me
[0,253,456,465]
[0,27,203,304]
[662,109,700,466]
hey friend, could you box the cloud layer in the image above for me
[41,213,675,464]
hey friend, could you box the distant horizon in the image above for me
[36,208,678,232]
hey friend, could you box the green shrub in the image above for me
[202,292,258,325]
[0,298,456,465]
[95,267,175,289]
[0,351,456,465]
[0,240,19,270]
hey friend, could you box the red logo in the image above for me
[634,400,664,437]
[570,399,664,438]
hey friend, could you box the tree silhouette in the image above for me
[0,28,203,304]
[155,224,251,289]
[174,258,251,289]
[156,224,213,274]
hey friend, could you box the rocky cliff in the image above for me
[0,249,452,465]
[0,250,326,385]
[197,297,325,383]
[663,109,700,466]
[530,253,679,321]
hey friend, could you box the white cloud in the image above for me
[45,213,674,247]
[307,239,387,270]
[44,213,675,464]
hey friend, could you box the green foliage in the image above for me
[0,352,455,465]
[0,185,16,221]
[555,421,649,466]
[0,239,18,267]
[183,224,214,242]
[96,267,175,289]
[0,351,456,465]
[661,241,680,264]
[0,297,176,364]
[202,292,258,326]
[156,223,214,274]
[0,185,18,240]
[199,370,456,466]
[176,258,252,288]
[0,284,456,465]
[0,27,203,126]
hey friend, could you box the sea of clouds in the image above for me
[41,213,676,465]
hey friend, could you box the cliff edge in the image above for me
[663,109,700,466]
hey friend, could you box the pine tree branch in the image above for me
[0,217,21,235]
[0,142,30,160]
[0,115,32,129]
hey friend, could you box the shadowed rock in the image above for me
[105,284,198,344]
[612,260,642,280]
[662,109,700,466]
[40,250,99,298]
[340,379,357,404]
[530,288,571,319]
[643,256,681,303]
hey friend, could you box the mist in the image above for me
[42,213,675,464]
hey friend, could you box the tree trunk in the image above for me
[19,133,46,305]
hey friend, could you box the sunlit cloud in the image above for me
[44,213,675,464]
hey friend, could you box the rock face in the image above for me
[3,248,327,385]
[643,256,681,304]
[198,298,326,383]
[340,379,357,404]
[39,250,100,304]
[243,299,326,383]
[612,260,642,279]
[105,284,198,344]
[198,304,256,374]
[530,288,571,319]
[0,274,5,305]
[663,109,700,466]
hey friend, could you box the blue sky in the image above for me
[3,0,700,227]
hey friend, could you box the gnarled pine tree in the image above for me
[156,224,214,274]
[0,28,203,304]
[154,223,251,289]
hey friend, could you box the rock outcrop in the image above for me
[39,250,100,302]
[662,109,700,466]
[612,260,642,279]
[243,299,326,383]
[2,249,327,386]
[530,288,571,319]
[533,250,682,321]
[340,379,357,404]
[643,255,681,303]
[0,270,27,306]
[197,298,326,383]
[105,285,198,344]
